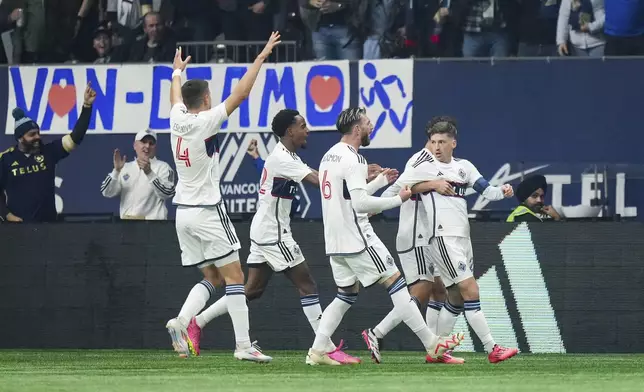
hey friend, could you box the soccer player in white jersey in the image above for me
[408,116,519,363]
[306,107,464,366]
[164,33,281,362]
[184,109,360,364]
[361,146,465,364]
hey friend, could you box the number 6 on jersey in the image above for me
[322,170,332,199]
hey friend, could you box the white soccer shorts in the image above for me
[175,204,241,268]
[329,238,399,288]
[427,236,474,287]
[246,236,306,272]
[398,246,438,285]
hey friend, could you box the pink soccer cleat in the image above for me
[186,317,202,356]
[426,350,465,364]
[488,345,518,363]
[327,340,361,364]
[426,332,465,362]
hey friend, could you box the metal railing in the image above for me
[176,40,299,64]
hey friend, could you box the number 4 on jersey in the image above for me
[176,137,191,167]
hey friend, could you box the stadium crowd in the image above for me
[0,0,641,64]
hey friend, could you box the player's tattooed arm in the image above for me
[303,170,319,186]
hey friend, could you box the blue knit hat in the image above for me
[12,108,39,141]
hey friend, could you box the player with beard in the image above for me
[182,109,360,364]
[0,83,96,223]
[506,174,561,222]
[307,107,464,366]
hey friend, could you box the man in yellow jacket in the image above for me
[507,174,562,222]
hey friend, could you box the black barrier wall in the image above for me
[1,222,642,353]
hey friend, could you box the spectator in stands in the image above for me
[461,0,517,57]
[0,6,23,63]
[126,11,175,62]
[556,0,605,57]
[506,174,561,222]
[100,130,175,220]
[517,0,559,57]
[364,0,395,59]
[604,0,644,56]
[93,23,115,63]
[106,0,154,30]
[299,0,362,60]
[0,84,96,223]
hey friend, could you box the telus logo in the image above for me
[452,223,566,353]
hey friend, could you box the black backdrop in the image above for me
[1,221,642,353]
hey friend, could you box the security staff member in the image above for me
[507,174,562,222]
[0,83,96,223]
[100,129,175,220]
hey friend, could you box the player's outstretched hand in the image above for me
[501,184,514,198]
[367,163,383,182]
[382,168,399,184]
[399,185,412,202]
[173,47,191,71]
[83,82,97,106]
[258,31,281,60]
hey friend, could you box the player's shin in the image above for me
[301,295,336,352]
[226,284,252,349]
[195,296,228,328]
[311,292,357,353]
[178,279,216,327]
[426,300,444,335]
[387,276,438,349]
[436,301,463,336]
[464,299,496,353]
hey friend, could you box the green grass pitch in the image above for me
[1,350,643,392]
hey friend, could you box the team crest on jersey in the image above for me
[123,174,130,181]
[458,261,467,272]
[458,168,466,180]
[35,155,44,163]
[386,255,394,266]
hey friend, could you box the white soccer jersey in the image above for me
[417,157,504,238]
[319,142,378,256]
[382,148,438,251]
[169,102,228,206]
[250,142,313,245]
[100,157,175,220]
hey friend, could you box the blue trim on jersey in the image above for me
[473,177,490,194]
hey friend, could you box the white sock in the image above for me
[388,277,437,350]
[177,280,215,328]
[373,309,401,339]
[464,300,496,353]
[195,296,228,328]
[301,295,336,352]
[311,293,357,352]
[436,301,462,336]
[426,301,444,335]
[226,284,251,349]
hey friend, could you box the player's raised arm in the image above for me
[170,47,191,107]
[224,32,281,117]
